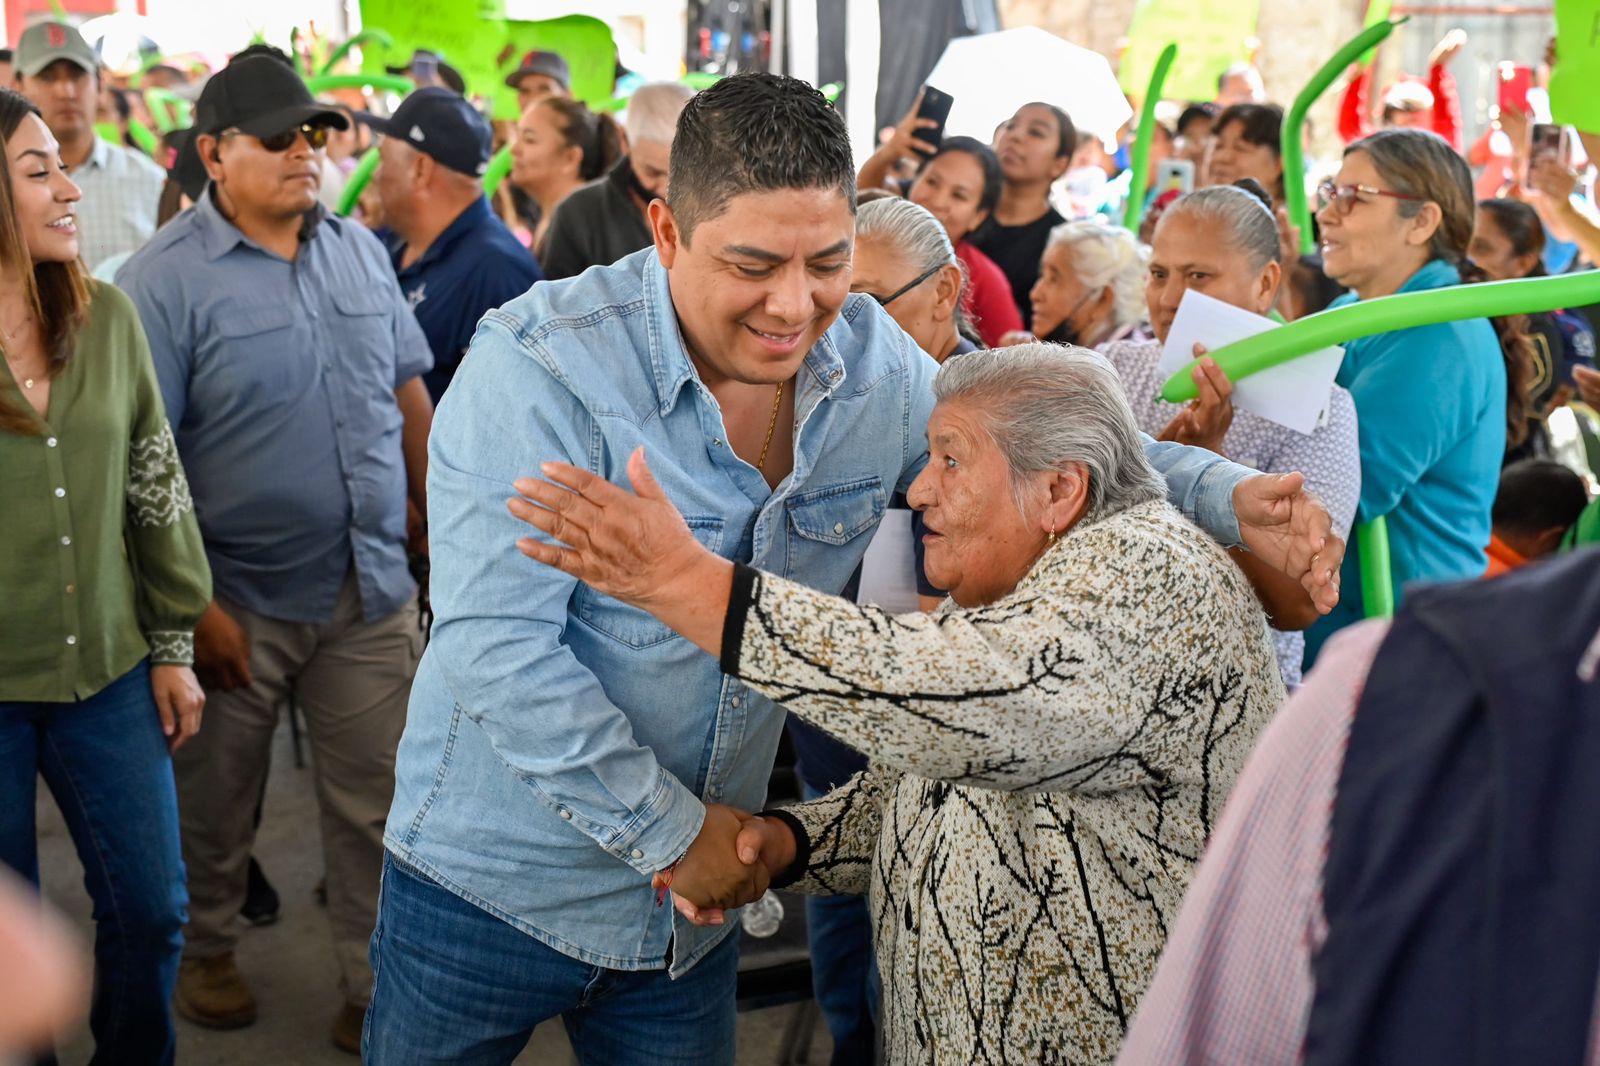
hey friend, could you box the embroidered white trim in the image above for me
[145,630,194,665]
[127,422,195,528]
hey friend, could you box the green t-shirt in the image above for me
[0,281,211,701]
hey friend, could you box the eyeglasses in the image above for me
[863,264,942,306]
[1316,180,1427,215]
[223,123,331,153]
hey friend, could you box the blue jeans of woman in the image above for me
[0,660,188,1065]
[364,853,739,1065]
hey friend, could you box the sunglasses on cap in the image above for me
[222,123,331,153]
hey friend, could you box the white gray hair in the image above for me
[625,82,696,146]
[1045,220,1150,333]
[932,343,1165,522]
[1159,184,1280,270]
[855,197,973,335]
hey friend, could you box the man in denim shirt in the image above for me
[370,74,1343,1065]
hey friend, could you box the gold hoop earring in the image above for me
[1046,526,1057,545]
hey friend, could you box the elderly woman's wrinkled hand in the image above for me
[508,447,717,615]
[1233,473,1345,615]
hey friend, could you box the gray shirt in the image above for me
[116,195,432,624]
[537,157,653,280]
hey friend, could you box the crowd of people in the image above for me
[2,12,1600,1066]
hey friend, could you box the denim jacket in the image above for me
[385,248,1253,976]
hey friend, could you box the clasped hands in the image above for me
[655,803,796,927]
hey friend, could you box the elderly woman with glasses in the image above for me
[851,194,976,365]
[507,344,1287,1065]
[1305,128,1518,664]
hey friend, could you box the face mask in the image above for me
[624,161,658,204]
[1043,286,1102,346]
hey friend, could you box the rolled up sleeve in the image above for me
[1142,434,1251,547]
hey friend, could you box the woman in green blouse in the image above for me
[0,89,210,1063]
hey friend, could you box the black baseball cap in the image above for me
[356,87,491,178]
[193,56,349,139]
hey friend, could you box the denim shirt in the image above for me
[386,248,1253,976]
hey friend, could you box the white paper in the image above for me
[1159,290,1344,436]
[856,509,923,615]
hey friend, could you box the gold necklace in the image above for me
[755,382,784,472]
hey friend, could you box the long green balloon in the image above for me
[1123,43,1177,234]
[336,146,381,217]
[319,29,395,77]
[1160,271,1600,403]
[305,73,414,96]
[143,88,192,134]
[1357,514,1394,618]
[483,145,513,198]
[1281,17,1407,256]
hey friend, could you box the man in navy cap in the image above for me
[364,87,541,403]
[116,55,434,1053]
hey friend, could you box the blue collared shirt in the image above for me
[381,197,542,404]
[386,248,1254,976]
[116,195,433,624]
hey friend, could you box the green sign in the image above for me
[1550,0,1600,132]
[357,2,616,119]
[1118,0,1262,102]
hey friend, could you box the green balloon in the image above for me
[1123,42,1177,234]
[1357,516,1394,619]
[1160,271,1600,402]
[305,73,414,96]
[483,145,513,198]
[1280,17,1407,256]
[320,29,395,78]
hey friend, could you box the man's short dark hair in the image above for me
[1493,459,1589,535]
[668,73,855,242]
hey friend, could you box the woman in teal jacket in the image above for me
[1306,128,1527,664]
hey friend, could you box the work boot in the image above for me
[175,954,257,1029]
[331,1002,366,1055]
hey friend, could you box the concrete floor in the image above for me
[34,718,832,1065]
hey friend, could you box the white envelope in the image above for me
[1158,290,1345,436]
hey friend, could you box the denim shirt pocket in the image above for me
[572,516,726,649]
[787,476,886,547]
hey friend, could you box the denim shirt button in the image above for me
[731,696,741,709]
[558,809,572,820]
[631,848,643,859]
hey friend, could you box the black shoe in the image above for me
[240,857,280,927]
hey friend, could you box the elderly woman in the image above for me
[1104,179,1361,686]
[508,344,1286,1064]
[852,195,975,365]
[1013,220,1149,348]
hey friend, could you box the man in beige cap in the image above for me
[13,20,165,269]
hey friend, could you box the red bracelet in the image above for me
[654,859,679,908]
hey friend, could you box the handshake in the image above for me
[653,803,798,926]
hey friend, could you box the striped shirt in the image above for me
[70,137,166,271]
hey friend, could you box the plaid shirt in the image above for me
[1117,619,1600,1064]
[71,138,166,271]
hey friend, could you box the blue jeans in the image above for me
[365,853,738,1065]
[0,660,188,1066]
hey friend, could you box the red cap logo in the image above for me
[46,24,66,48]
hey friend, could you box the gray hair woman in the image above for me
[1024,219,1151,347]
[1104,179,1361,687]
[851,196,975,363]
[508,344,1285,1064]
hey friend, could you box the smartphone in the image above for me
[1155,158,1195,197]
[913,86,954,151]
[1497,62,1534,116]
[1527,122,1571,183]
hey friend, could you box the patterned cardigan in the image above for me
[722,499,1286,1065]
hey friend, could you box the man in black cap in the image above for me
[365,87,541,403]
[506,48,570,113]
[14,19,165,269]
[115,55,434,1054]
